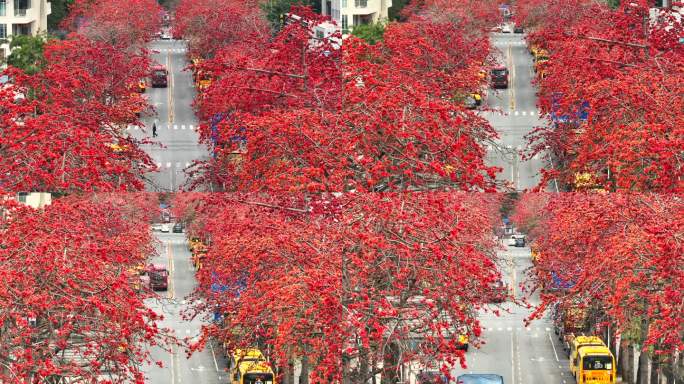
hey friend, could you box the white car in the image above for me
[160,224,171,233]
[508,234,525,246]
[502,24,512,33]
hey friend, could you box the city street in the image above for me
[129,38,209,191]
[143,230,228,383]
[451,242,571,384]
[482,32,551,191]
[136,33,568,384]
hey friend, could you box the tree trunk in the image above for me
[636,314,651,384]
[621,342,635,384]
[381,342,400,384]
[636,347,649,384]
[300,354,310,384]
[649,357,659,384]
[281,360,294,384]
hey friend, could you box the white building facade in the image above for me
[0,0,51,64]
[322,0,392,36]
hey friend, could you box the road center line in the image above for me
[167,51,174,124]
[167,242,175,299]
[508,44,516,110]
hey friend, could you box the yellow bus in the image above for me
[228,349,276,384]
[572,344,616,384]
[570,336,606,374]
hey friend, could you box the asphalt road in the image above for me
[135,32,566,384]
[142,230,228,383]
[129,38,209,191]
[450,242,573,384]
[482,32,553,191]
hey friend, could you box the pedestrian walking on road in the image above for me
[152,122,158,138]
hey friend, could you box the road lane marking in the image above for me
[167,50,174,124]
[508,44,516,110]
[210,341,220,372]
[167,242,175,299]
[549,331,560,362]
[511,331,516,384]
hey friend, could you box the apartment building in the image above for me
[322,0,392,36]
[0,0,51,63]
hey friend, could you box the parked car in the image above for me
[464,92,482,109]
[147,264,169,291]
[160,224,171,233]
[502,24,512,33]
[514,24,524,33]
[172,222,183,233]
[456,333,469,352]
[490,66,509,89]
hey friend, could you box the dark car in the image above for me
[147,264,169,291]
[490,67,509,89]
[514,24,524,33]
[150,65,168,88]
[515,236,526,247]
[172,222,183,233]
[489,279,508,303]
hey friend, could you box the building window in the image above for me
[355,0,367,7]
[341,0,347,7]
[0,0,6,17]
[341,14,348,33]
[12,23,31,36]
[14,0,30,16]
[17,192,28,203]
[0,24,6,39]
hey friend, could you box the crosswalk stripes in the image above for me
[479,110,540,118]
[481,326,553,333]
[153,162,196,169]
[155,48,187,53]
[492,40,527,46]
